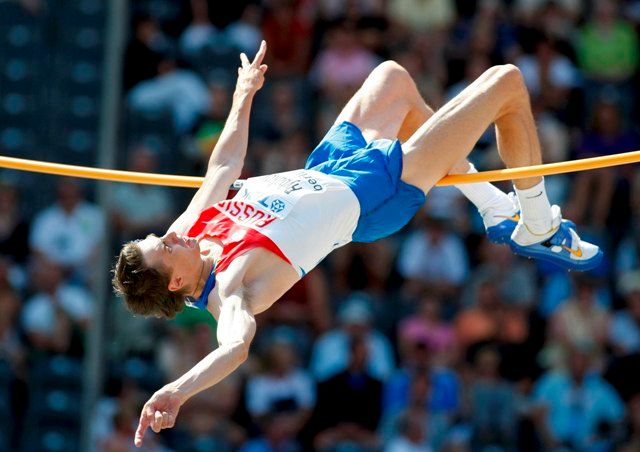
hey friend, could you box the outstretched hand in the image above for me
[134,387,183,448]
[236,40,268,94]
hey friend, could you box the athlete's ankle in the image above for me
[515,179,553,234]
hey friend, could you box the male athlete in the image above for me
[112,41,602,447]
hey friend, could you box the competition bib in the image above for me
[234,170,328,219]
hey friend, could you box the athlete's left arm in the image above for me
[167,41,268,234]
[133,288,255,447]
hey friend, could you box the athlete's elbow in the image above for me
[232,340,251,364]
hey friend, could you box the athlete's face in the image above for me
[138,232,201,292]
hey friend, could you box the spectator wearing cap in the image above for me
[609,271,640,356]
[309,294,394,382]
[532,343,625,450]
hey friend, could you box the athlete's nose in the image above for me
[164,232,179,244]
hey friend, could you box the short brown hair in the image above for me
[112,241,185,319]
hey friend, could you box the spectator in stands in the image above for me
[462,237,537,308]
[0,180,29,265]
[569,98,639,229]
[397,215,469,300]
[123,15,170,91]
[254,80,305,143]
[388,0,455,33]
[545,277,610,368]
[397,294,456,366]
[108,145,174,242]
[577,0,639,118]
[609,271,640,355]
[246,336,315,438]
[619,394,640,452]
[310,294,395,382]
[533,343,625,449]
[21,258,92,355]
[183,73,233,168]
[0,255,24,294]
[0,289,25,377]
[127,53,209,133]
[381,373,435,451]
[226,4,263,55]
[456,279,529,350]
[178,0,220,58]
[385,340,455,416]
[29,178,104,284]
[466,346,517,449]
[241,411,301,452]
[310,21,379,100]
[262,0,312,76]
[259,268,332,354]
[515,35,578,113]
[383,339,459,449]
[179,385,246,451]
[310,337,382,451]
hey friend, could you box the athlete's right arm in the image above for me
[167,41,269,234]
[134,288,255,447]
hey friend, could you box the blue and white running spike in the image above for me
[509,205,602,271]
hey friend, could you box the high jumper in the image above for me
[111,41,602,447]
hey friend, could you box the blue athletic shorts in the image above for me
[305,121,426,243]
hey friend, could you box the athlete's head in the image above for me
[112,232,201,319]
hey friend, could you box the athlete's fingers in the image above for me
[252,40,266,67]
[161,411,174,429]
[152,410,163,433]
[260,64,268,74]
[134,411,151,447]
[240,52,250,68]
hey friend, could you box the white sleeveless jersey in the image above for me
[231,169,360,276]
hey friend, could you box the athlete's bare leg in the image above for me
[396,64,601,270]
[400,64,541,192]
[334,61,470,174]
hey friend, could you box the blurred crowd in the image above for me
[4,0,640,450]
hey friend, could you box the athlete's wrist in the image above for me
[233,86,256,101]
[162,382,189,406]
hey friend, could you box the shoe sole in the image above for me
[509,242,603,271]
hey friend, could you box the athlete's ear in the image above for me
[168,275,183,292]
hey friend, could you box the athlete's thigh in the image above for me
[400,66,519,192]
[334,62,414,142]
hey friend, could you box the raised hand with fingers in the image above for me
[236,40,268,94]
[134,387,183,448]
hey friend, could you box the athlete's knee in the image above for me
[484,64,528,103]
[372,60,410,84]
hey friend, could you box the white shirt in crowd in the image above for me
[397,230,469,285]
[22,284,93,336]
[30,202,105,269]
[246,369,315,416]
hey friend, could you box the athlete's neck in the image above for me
[192,257,215,300]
